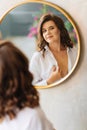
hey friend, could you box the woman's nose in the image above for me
[46,29,50,34]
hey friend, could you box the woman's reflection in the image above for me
[29,13,77,86]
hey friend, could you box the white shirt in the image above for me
[29,45,77,86]
[0,107,54,130]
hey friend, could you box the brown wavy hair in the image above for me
[37,13,73,52]
[0,40,39,120]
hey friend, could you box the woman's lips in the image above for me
[46,36,53,39]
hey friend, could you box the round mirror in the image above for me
[0,0,80,89]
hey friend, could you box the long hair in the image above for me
[0,40,39,119]
[37,13,73,52]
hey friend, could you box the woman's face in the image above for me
[42,20,60,44]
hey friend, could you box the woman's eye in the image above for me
[42,26,54,33]
[50,26,54,30]
[42,30,46,33]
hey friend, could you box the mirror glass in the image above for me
[0,0,80,88]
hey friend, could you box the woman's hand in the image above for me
[47,65,63,85]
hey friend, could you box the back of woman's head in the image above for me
[37,13,73,51]
[0,40,39,119]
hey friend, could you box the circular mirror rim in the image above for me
[0,0,80,89]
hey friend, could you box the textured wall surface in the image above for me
[0,0,87,130]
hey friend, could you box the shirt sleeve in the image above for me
[26,107,54,130]
[68,45,78,70]
[29,52,47,86]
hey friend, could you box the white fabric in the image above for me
[29,45,77,86]
[0,107,54,130]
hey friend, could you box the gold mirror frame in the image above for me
[0,0,80,89]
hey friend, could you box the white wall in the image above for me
[0,0,87,130]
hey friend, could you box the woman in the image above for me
[0,40,54,130]
[30,13,77,86]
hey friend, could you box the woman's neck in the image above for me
[49,42,66,52]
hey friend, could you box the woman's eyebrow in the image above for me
[42,25,54,30]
